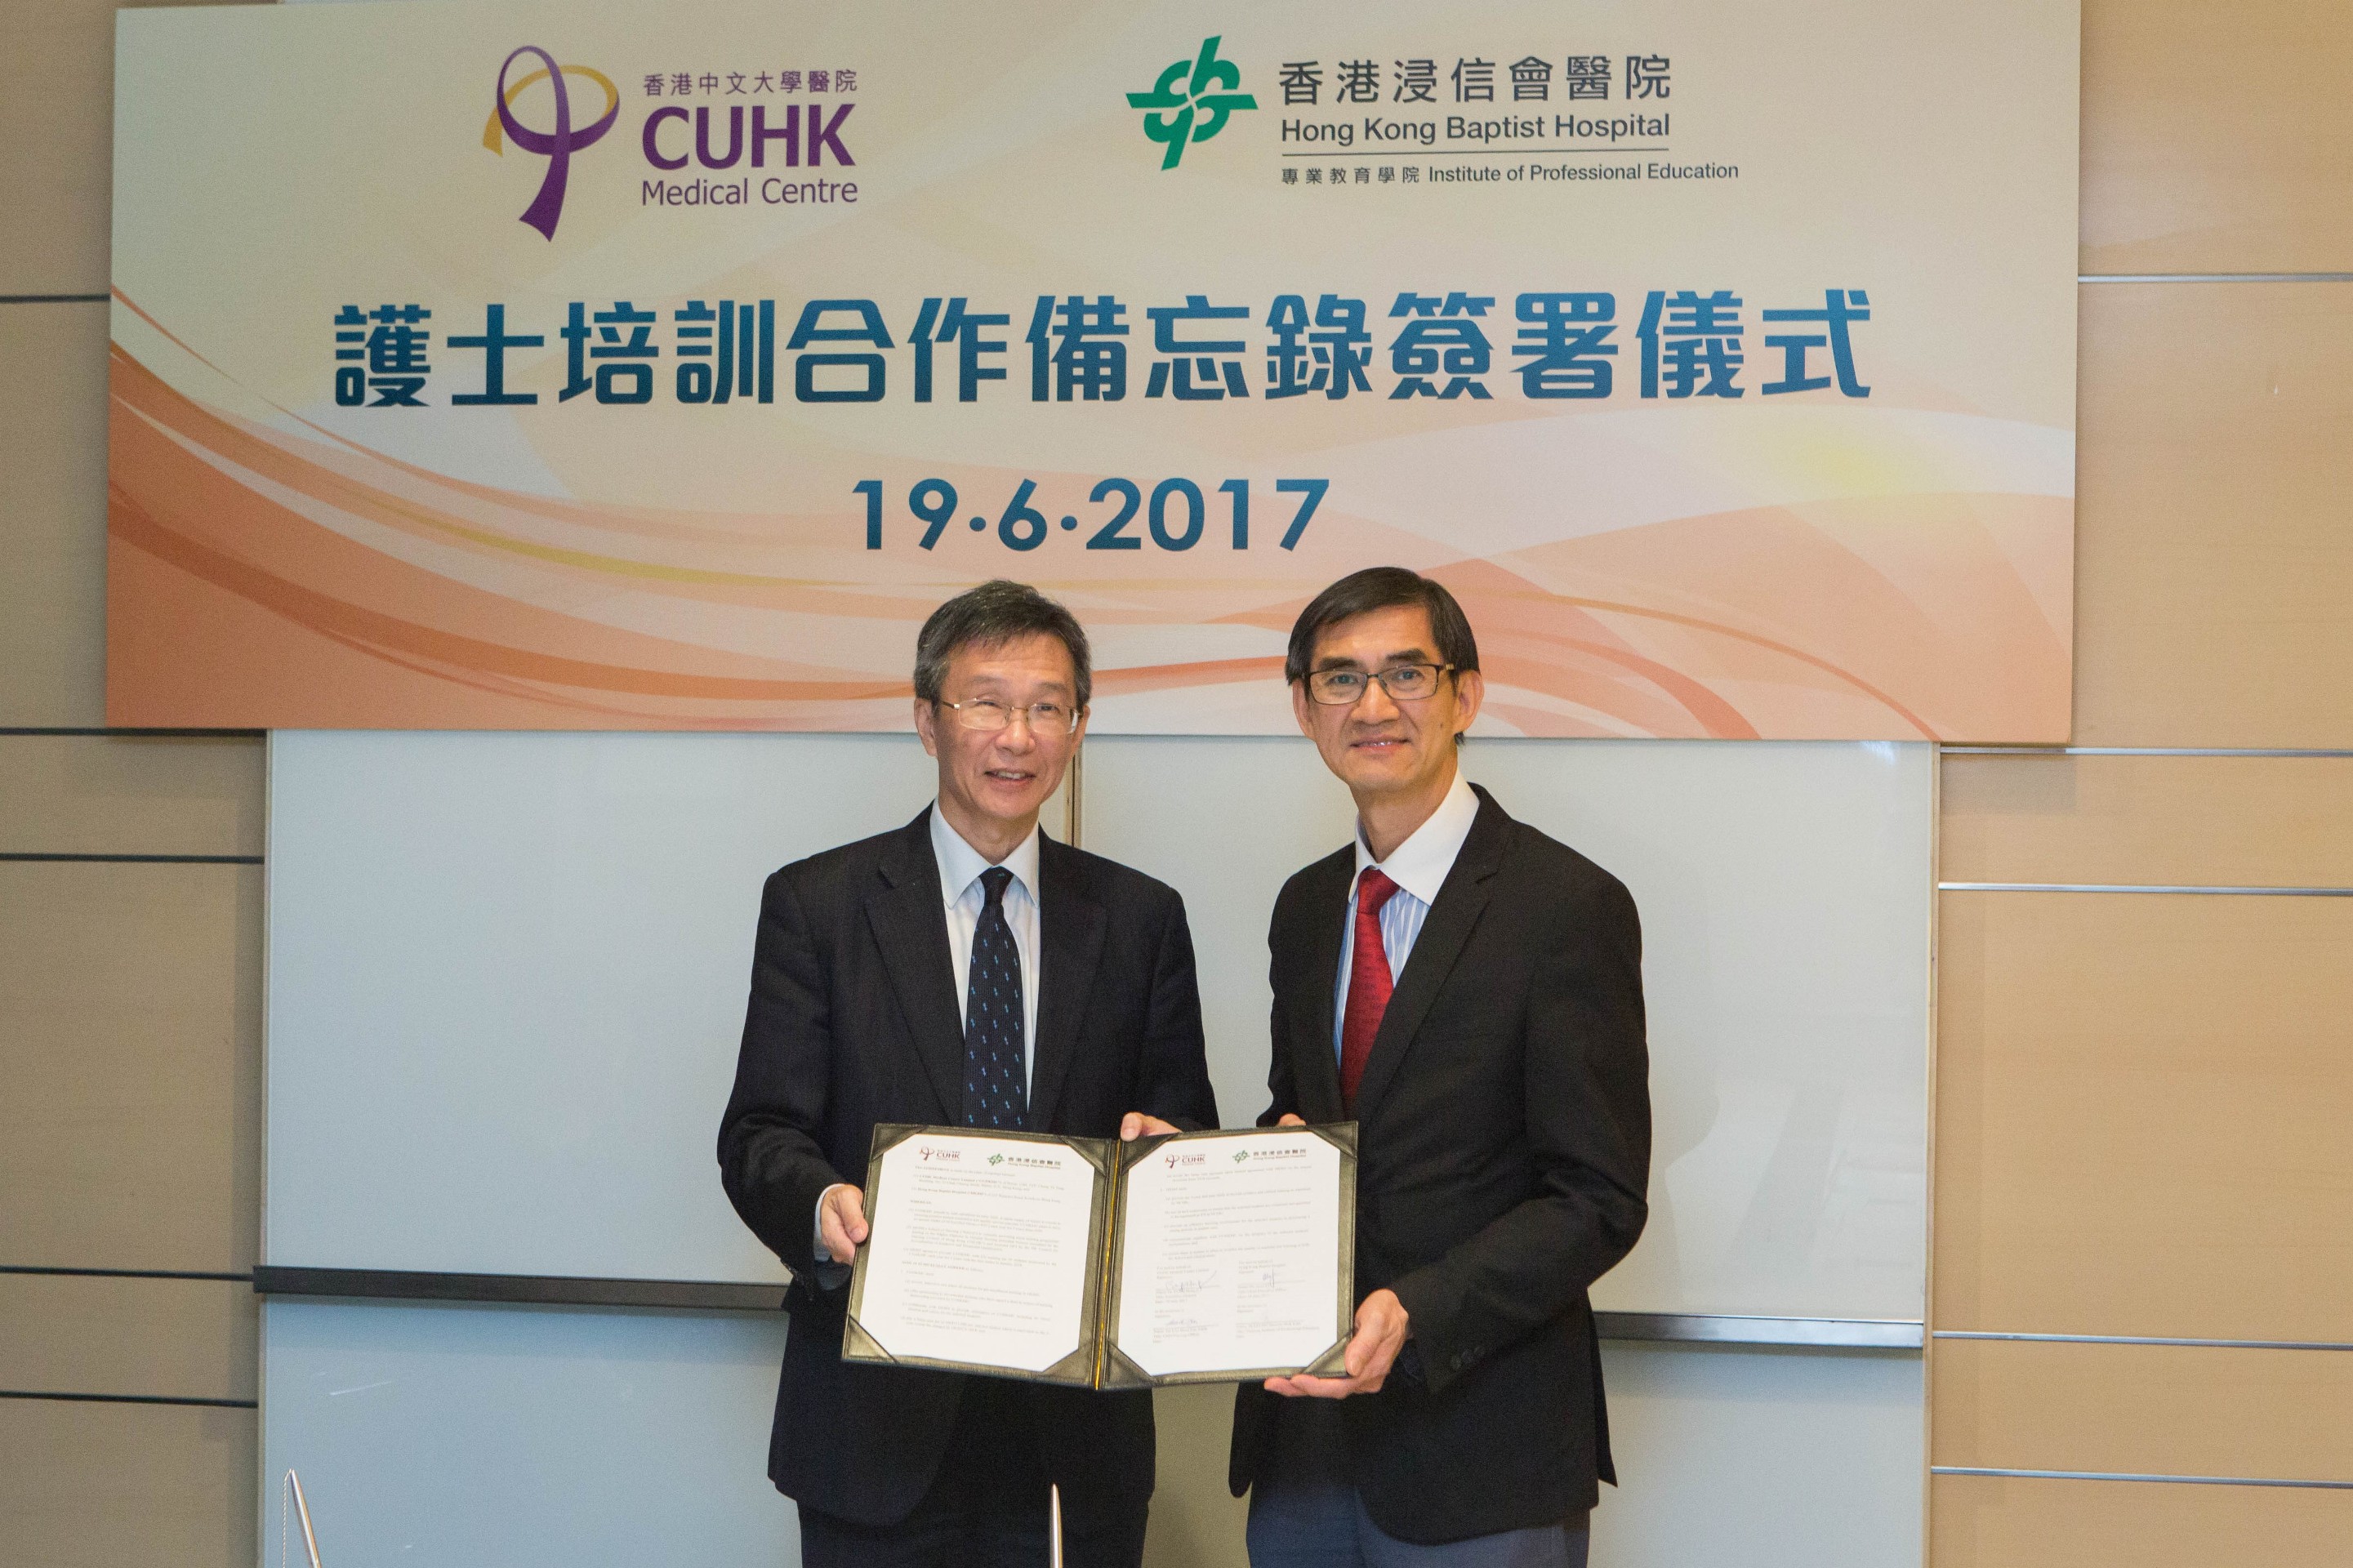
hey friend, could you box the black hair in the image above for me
[1284,567,1480,686]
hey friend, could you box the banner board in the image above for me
[109,0,2078,736]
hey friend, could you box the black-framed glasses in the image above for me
[1304,663,1455,706]
[937,697,1082,733]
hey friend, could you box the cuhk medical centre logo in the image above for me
[483,45,618,238]
[1128,37,1256,169]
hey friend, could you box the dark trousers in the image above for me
[795,1379,1150,1568]
[1246,1400,1589,1568]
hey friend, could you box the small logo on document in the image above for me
[988,1153,1006,1165]
[1127,37,1258,170]
[483,44,619,238]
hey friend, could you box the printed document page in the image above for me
[854,1131,1098,1374]
[1112,1129,1344,1378]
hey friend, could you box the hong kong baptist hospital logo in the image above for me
[483,44,618,239]
[1128,36,1257,169]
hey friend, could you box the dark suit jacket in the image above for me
[1229,785,1651,1544]
[718,808,1219,1528]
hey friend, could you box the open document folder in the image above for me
[844,1123,1357,1388]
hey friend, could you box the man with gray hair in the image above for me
[720,580,1219,1568]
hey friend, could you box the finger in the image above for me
[1277,1113,1308,1127]
[827,1189,870,1250]
[1120,1111,1143,1141]
[1265,1376,1330,1397]
[1289,1375,1353,1399]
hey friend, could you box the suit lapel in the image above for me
[862,811,966,1123]
[1351,788,1511,1122]
[1286,848,1354,1125]
[1027,834,1107,1132]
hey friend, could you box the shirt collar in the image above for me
[930,805,1041,910]
[1354,768,1479,906]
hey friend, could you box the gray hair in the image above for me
[913,581,1093,710]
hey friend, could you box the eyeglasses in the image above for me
[1304,663,1455,706]
[937,697,1082,734]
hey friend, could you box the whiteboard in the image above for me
[1084,737,1932,1321]
[265,731,933,1282]
[265,732,1928,1320]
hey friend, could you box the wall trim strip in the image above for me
[1934,1466,2353,1490]
[249,1267,1923,1347]
[1941,746,2353,759]
[1939,883,2353,897]
[1937,1330,2353,1352]
[0,1390,259,1410]
[0,727,265,738]
[0,1265,253,1283]
[2079,273,2353,284]
[0,853,264,866]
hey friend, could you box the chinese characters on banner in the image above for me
[328,290,1869,409]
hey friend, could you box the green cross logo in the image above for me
[1128,37,1258,170]
[1232,1150,1250,1163]
[988,1153,1005,1165]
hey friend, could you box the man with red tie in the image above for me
[1229,567,1652,1567]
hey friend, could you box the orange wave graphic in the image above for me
[105,309,2071,738]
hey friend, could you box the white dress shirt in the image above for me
[814,807,1044,1266]
[1334,768,1481,1058]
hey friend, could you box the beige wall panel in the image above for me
[0,302,107,728]
[1934,1338,2353,1482]
[0,1398,254,1568]
[0,1274,255,1402]
[1932,1472,2353,1568]
[2075,283,2353,748]
[1941,753,2353,889]
[0,735,263,857]
[1145,1383,1250,1568]
[2082,2,2353,274]
[1935,891,2353,1342]
[0,862,260,1272]
[0,0,242,295]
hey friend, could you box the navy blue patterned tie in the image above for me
[962,866,1028,1129]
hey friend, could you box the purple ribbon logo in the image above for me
[482,46,618,240]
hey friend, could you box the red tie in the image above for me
[1339,868,1402,1113]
